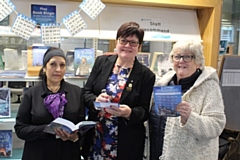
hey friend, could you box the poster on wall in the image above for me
[31,4,56,25]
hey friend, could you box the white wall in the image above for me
[99,4,201,42]
[9,0,201,41]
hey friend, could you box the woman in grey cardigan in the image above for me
[157,40,226,160]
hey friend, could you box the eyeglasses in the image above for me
[172,55,195,62]
[118,39,139,47]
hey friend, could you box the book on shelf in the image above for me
[32,46,50,66]
[44,117,96,135]
[64,70,75,78]
[21,50,28,70]
[94,102,119,110]
[0,70,26,78]
[0,55,4,70]
[0,130,12,157]
[64,70,89,78]
[0,88,11,118]
[136,52,151,67]
[153,85,182,117]
[66,50,74,70]
[3,48,19,70]
[27,45,50,76]
[74,48,95,76]
[150,52,173,77]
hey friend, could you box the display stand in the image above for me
[218,55,240,159]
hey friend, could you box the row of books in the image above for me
[0,70,88,78]
[0,49,27,71]
[1,47,173,78]
[1,47,96,77]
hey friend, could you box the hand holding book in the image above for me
[44,118,96,135]
[153,85,182,117]
[175,101,192,124]
[94,102,119,110]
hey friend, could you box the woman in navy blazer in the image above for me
[83,22,156,160]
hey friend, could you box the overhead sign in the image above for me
[31,4,56,24]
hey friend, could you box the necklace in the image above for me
[47,85,60,93]
[115,65,132,76]
[116,58,134,69]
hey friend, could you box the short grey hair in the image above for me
[169,40,205,70]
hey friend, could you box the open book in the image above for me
[44,118,96,135]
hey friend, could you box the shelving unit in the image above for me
[0,103,23,159]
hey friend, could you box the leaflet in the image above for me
[153,85,182,117]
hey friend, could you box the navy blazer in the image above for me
[83,55,155,159]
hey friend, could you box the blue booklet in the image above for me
[153,85,182,117]
[0,130,12,157]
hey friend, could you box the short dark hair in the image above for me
[116,22,144,45]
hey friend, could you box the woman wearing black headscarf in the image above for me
[15,47,85,160]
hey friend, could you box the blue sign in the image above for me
[31,4,56,24]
